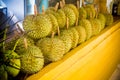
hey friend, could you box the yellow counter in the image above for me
[27,20,120,80]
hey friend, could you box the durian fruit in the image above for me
[104,14,113,26]
[86,4,96,18]
[78,19,92,40]
[62,7,76,27]
[4,50,21,77]
[36,37,65,62]
[69,27,79,48]
[47,13,59,34]
[5,36,35,55]
[23,14,52,39]
[97,13,106,30]
[20,46,44,74]
[75,26,87,44]
[58,29,73,53]
[45,3,66,29]
[79,7,87,19]
[89,18,102,36]
[64,4,79,25]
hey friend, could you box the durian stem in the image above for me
[42,5,45,14]
[34,4,38,15]
[62,0,65,7]
[77,0,80,9]
[75,18,78,26]
[82,0,85,7]
[24,38,28,49]
[54,2,59,11]
[60,1,63,8]
[51,31,55,38]
[57,26,60,36]
[66,17,69,29]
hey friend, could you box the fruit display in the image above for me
[0,0,115,80]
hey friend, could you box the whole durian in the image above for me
[104,14,113,26]
[62,7,76,27]
[79,7,87,19]
[89,18,102,36]
[58,29,73,53]
[20,46,44,74]
[97,13,106,30]
[36,37,65,62]
[64,4,79,25]
[85,4,96,19]
[78,19,92,40]
[69,27,79,48]
[23,14,52,39]
[75,26,87,44]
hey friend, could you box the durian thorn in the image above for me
[62,0,65,6]
[57,26,60,36]
[77,0,80,9]
[24,38,28,49]
[42,5,45,14]
[34,4,38,15]
[51,31,55,38]
[54,2,59,11]
[66,17,69,29]
[60,1,63,8]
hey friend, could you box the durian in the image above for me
[23,14,52,39]
[36,37,65,62]
[78,19,92,40]
[59,29,73,53]
[75,26,87,44]
[20,46,44,74]
[104,14,113,26]
[97,13,106,30]
[62,7,76,27]
[79,7,87,19]
[89,18,102,36]
[69,27,79,48]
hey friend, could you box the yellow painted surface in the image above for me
[27,20,120,80]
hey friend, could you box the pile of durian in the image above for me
[0,0,114,80]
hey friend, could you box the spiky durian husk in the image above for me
[23,14,52,39]
[36,37,65,62]
[59,29,73,53]
[75,26,87,44]
[69,27,79,48]
[79,7,87,19]
[89,19,102,36]
[78,19,92,40]
[97,13,106,30]
[64,4,79,19]
[57,9,66,28]
[47,13,59,34]
[20,46,44,74]
[62,7,76,27]
[104,14,113,26]
[85,4,96,18]
[45,8,66,29]
[5,36,35,55]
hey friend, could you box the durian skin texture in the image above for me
[78,19,92,40]
[23,14,52,39]
[79,7,87,19]
[59,29,73,53]
[20,46,44,74]
[62,7,76,27]
[36,37,65,62]
[75,26,87,44]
